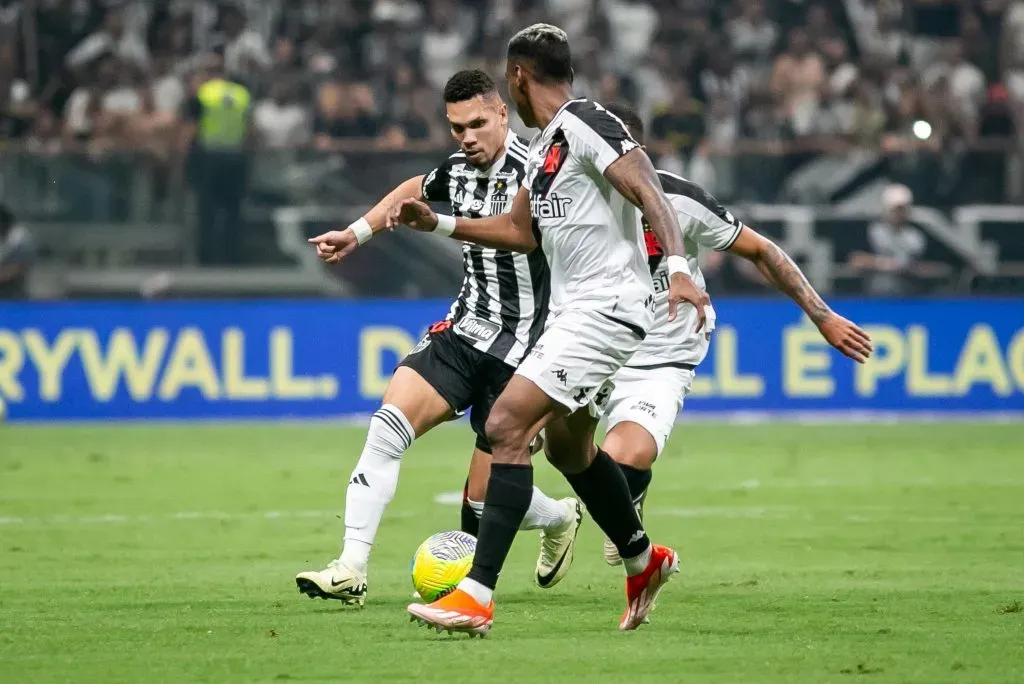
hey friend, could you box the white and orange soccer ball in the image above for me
[410,531,476,601]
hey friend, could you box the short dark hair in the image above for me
[443,70,497,103]
[507,24,573,84]
[604,102,644,145]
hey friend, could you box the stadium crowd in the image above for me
[0,0,1021,207]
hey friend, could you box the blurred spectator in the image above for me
[150,54,185,117]
[389,85,442,143]
[849,184,949,294]
[726,0,779,80]
[602,0,659,71]
[922,39,986,123]
[25,109,63,155]
[846,79,887,147]
[1004,0,1024,104]
[254,80,310,149]
[805,3,847,67]
[649,80,705,163]
[218,5,271,78]
[314,80,381,146]
[0,204,34,299]
[0,42,33,139]
[65,4,149,71]
[422,0,469,90]
[302,25,339,76]
[700,46,751,109]
[771,28,826,135]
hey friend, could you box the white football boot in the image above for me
[535,498,584,588]
[295,559,367,606]
[603,496,646,566]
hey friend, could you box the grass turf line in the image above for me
[0,423,1022,683]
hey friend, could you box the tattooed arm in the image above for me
[605,148,709,325]
[727,226,874,363]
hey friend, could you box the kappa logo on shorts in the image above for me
[455,316,500,343]
[552,368,568,386]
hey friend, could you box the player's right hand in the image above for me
[308,229,360,264]
[668,273,711,330]
[387,198,438,232]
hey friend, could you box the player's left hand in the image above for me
[817,313,873,363]
[668,273,711,330]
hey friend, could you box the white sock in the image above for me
[622,544,653,577]
[457,577,493,605]
[468,488,571,532]
[338,404,414,573]
[520,487,571,531]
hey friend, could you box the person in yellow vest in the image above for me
[183,54,253,265]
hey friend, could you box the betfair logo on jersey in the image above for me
[531,193,573,219]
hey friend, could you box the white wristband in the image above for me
[666,255,692,278]
[434,213,456,237]
[348,217,373,245]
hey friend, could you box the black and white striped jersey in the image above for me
[421,130,549,367]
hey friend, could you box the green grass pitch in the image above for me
[1,422,1022,683]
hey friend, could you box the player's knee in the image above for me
[484,406,531,462]
[603,424,658,470]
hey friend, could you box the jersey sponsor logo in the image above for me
[530,193,573,219]
[469,199,485,213]
[454,316,500,343]
[652,269,669,294]
[631,400,658,418]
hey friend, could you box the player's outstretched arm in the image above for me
[727,226,874,363]
[605,148,709,326]
[307,175,425,264]
[386,188,538,253]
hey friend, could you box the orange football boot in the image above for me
[619,544,680,631]
[407,588,494,637]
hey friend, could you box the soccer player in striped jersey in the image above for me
[596,103,873,565]
[297,70,582,606]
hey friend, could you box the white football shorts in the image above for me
[603,365,694,457]
[515,308,646,417]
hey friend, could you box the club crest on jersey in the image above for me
[455,316,500,343]
[543,143,564,174]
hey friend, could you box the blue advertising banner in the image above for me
[0,299,1022,421]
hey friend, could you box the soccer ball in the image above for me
[410,530,476,601]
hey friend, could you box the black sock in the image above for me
[564,449,650,559]
[617,463,652,507]
[466,463,532,590]
[460,478,480,537]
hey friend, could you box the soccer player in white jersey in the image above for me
[296,71,582,606]
[596,103,873,564]
[389,24,711,635]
